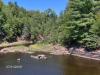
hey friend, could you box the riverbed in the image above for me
[0,53,100,75]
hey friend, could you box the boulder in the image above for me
[30,54,47,60]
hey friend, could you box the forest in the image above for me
[0,0,100,51]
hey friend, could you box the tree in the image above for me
[0,0,6,42]
[61,0,100,49]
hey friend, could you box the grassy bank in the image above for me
[29,43,52,52]
[0,42,52,53]
[0,42,68,55]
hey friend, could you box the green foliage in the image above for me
[61,0,100,50]
[0,0,99,51]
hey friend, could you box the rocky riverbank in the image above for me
[68,47,100,61]
[0,44,69,55]
[0,43,100,61]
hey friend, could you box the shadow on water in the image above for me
[0,53,100,75]
[62,55,100,75]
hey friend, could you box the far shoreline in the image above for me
[0,41,100,61]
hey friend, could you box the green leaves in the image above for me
[60,0,100,50]
[0,0,99,50]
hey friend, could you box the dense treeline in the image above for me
[0,0,100,50]
[62,0,100,50]
[0,1,57,43]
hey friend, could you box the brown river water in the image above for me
[0,52,100,75]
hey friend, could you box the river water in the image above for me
[0,52,100,75]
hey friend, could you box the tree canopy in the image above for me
[0,0,100,50]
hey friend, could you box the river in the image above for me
[0,52,100,75]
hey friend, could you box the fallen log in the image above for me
[0,41,33,49]
[70,53,100,61]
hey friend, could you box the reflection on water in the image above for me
[62,55,100,75]
[0,53,100,75]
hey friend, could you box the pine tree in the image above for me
[63,0,100,49]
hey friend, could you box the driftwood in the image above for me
[69,47,76,55]
[70,53,100,61]
[0,41,33,49]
